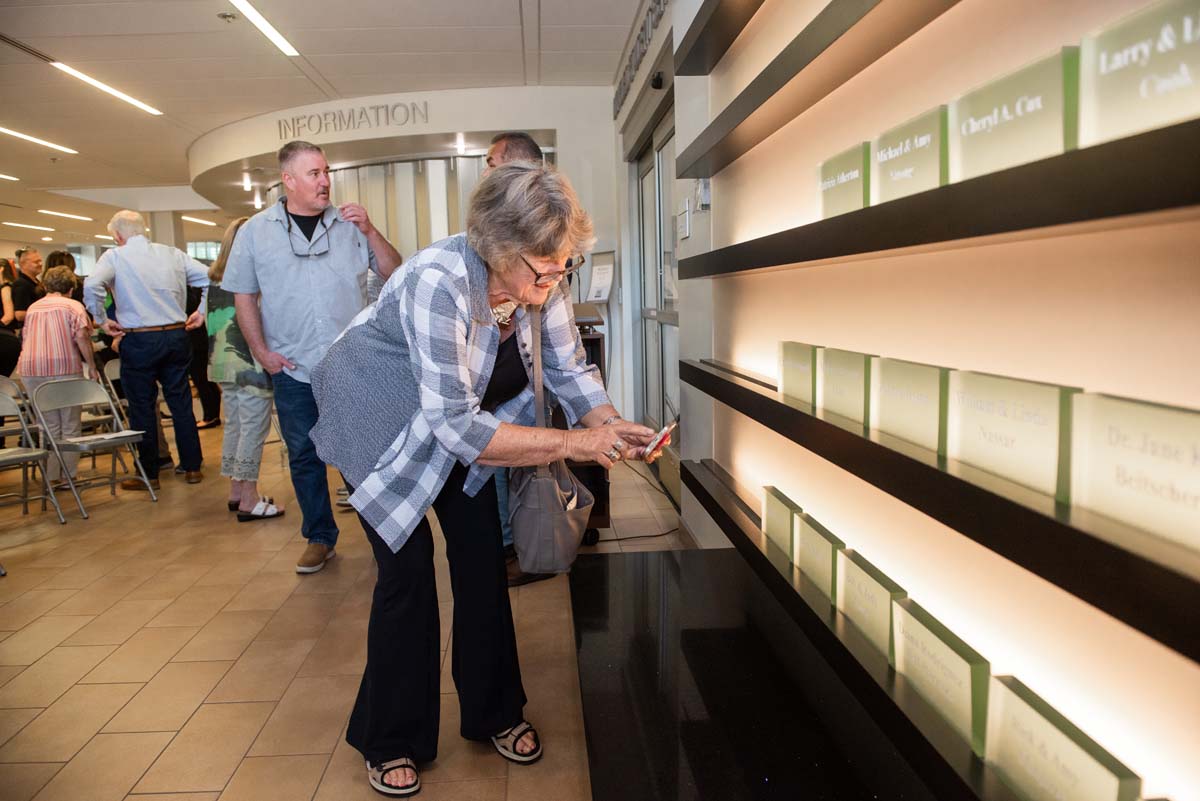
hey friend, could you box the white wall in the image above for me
[670,0,1200,797]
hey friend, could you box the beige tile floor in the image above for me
[0,425,684,801]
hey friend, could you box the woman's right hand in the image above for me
[566,426,640,469]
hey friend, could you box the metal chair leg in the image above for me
[39,460,66,525]
[130,445,157,502]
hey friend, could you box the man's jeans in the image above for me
[272,372,337,548]
[120,329,202,480]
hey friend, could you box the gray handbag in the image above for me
[507,307,595,575]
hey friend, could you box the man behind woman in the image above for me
[208,218,283,520]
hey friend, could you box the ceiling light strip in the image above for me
[38,209,93,221]
[181,215,217,226]
[228,0,300,56]
[0,173,17,181]
[51,63,162,115]
[95,234,114,240]
[0,126,77,154]
[3,221,55,231]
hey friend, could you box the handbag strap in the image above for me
[530,305,546,428]
[529,306,553,478]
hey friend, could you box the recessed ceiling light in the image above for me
[243,173,252,191]
[95,234,114,240]
[0,173,17,181]
[50,62,163,115]
[3,221,55,231]
[181,215,217,227]
[455,133,466,155]
[253,191,263,210]
[40,236,53,241]
[227,0,299,56]
[38,209,93,221]
[0,126,77,154]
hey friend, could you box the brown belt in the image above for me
[124,323,186,333]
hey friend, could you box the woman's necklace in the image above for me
[491,300,518,327]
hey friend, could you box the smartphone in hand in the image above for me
[644,419,678,458]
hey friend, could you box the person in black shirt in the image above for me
[10,246,46,332]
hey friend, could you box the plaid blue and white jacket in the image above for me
[310,233,610,552]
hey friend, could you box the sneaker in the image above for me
[296,542,336,574]
[158,456,174,470]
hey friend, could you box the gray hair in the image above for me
[107,210,146,240]
[278,140,324,171]
[467,163,595,268]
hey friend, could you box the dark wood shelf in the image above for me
[676,0,959,179]
[681,358,1200,664]
[679,117,1200,278]
[681,458,1022,801]
[674,0,766,76]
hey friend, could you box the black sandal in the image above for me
[492,720,543,764]
[366,757,420,797]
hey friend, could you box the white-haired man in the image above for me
[222,140,401,573]
[84,210,210,489]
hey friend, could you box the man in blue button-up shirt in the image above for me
[84,210,211,489]
[222,140,401,574]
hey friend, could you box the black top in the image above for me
[0,281,16,335]
[288,211,323,241]
[9,272,45,331]
[481,332,529,412]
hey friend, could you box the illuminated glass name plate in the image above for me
[949,47,1079,182]
[871,106,948,204]
[1072,393,1200,552]
[761,486,802,563]
[820,143,870,218]
[947,371,1080,504]
[796,512,844,602]
[780,341,819,406]
[893,598,990,757]
[870,357,949,455]
[818,348,873,426]
[987,675,1141,801]
[1081,0,1200,146]
[837,550,906,664]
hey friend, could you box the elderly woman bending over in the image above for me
[311,163,655,796]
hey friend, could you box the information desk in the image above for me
[570,548,1011,801]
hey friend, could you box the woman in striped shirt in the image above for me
[18,266,98,483]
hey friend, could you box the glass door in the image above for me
[635,112,681,501]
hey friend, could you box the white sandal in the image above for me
[237,496,285,522]
[491,720,543,764]
[366,757,420,797]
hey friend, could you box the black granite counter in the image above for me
[570,549,939,801]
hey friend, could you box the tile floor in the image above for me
[0,425,685,801]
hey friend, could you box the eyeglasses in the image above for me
[284,211,331,258]
[520,253,585,288]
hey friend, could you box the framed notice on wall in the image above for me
[584,251,615,304]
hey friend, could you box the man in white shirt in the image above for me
[84,210,210,489]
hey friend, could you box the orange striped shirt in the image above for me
[17,295,91,377]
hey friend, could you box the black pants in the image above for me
[188,327,220,422]
[120,329,202,479]
[346,462,527,764]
